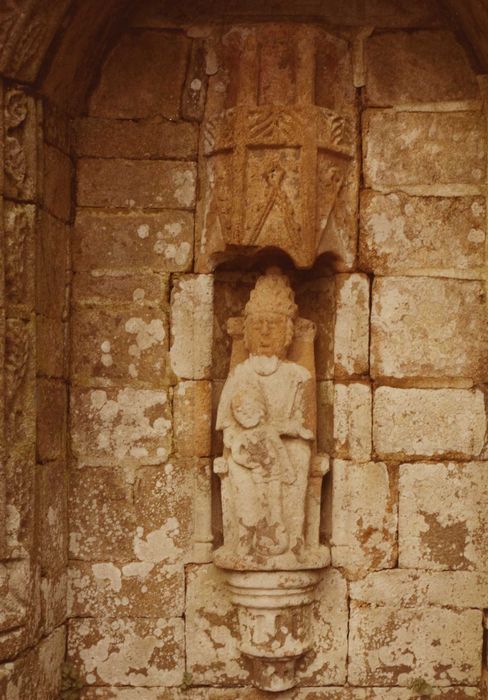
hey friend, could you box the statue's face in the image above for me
[245,312,291,358]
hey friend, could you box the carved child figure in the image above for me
[216,268,314,564]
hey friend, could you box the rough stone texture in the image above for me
[68,617,185,687]
[77,159,196,209]
[174,381,212,457]
[36,316,66,379]
[331,460,397,579]
[73,272,169,307]
[70,387,172,466]
[43,143,73,222]
[39,460,68,573]
[371,277,487,380]
[334,274,369,378]
[351,569,488,608]
[297,276,335,380]
[77,689,481,699]
[36,211,69,319]
[74,210,194,273]
[373,387,486,460]
[349,604,482,686]
[360,191,486,273]
[333,383,372,462]
[365,31,480,105]
[363,110,486,187]
[170,275,213,380]
[74,117,198,160]
[399,462,488,571]
[71,307,169,386]
[36,379,67,462]
[186,564,348,686]
[89,30,189,120]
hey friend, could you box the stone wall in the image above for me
[0,1,487,698]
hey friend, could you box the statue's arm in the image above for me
[279,376,315,441]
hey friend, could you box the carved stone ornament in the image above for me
[196,25,357,271]
[214,268,329,691]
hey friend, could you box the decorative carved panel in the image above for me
[3,85,38,201]
[196,24,358,271]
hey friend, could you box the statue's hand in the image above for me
[279,420,314,441]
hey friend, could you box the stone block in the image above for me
[333,383,372,462]
[363,110,486,187]
[182,40,208,121]
[351,569,488,609]
[334,273,369,378]
[43,98,72,155]
[4,202,35,313]
[73,210,194,273]
[371,277,487,380]
[133,462,194,565]
[68,561,184,619]
[360,191,486,273]
[186,564,348,686]
[170,275,213,380]
[399,462,488,571]
[41,568,67,636]
[365,31,479,105]
[297,276,335,380]
[43,143,73,222]
[349,604,482,686]
[73,272,169,307]
[331,460,397,578]
[70,387,172,466]
[36,316,66,378]
[71,307,169,386]
[373,387,486,460]
[36,210,69,319]
[174,381,212,457]
[36,378,67,462]
[317,381,334,455]
[363,0,442,27]
[68,617,184,687]
[39,461,68,575]
[74,117,198,159]
[89,30,189,120]
[77,159,196,209]
[76,688,481,699]
[69,466,136,561]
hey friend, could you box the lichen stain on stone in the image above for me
[133,517,183,564]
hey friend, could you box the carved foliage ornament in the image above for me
[214,269,329,691]
[4,85,36,200]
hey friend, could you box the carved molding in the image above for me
[4,85,37,201]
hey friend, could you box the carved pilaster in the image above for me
[4,85,38,202]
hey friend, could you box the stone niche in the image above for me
[196,23,358,272]
[201,22,358,693]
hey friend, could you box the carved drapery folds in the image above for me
[196,24,357,271]
[214,269,329,691]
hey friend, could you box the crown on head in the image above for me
[244,267,298,319]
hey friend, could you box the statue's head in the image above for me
[244,268,297,359]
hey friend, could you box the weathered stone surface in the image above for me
[349,604,482,686]
[73,272,169,307]
[365,31,479,105]
[78,688,481,699]
[70,387,172,466]
[133,462,194,565]
[74,210,194,273]
[297,276,335,380]
[186,564,348,686]
[89,30,189,120]
[36,210,69,319]
[170,275,213,380]
[69,466,136,561]
[174,381,212,456]
[77,159,196,209]
[68,561,184,619]
[334,273,369,378]
[363,111,486,187]
[68,617,184,686]
[39,460,68,574]
[43,143,73,221]
[317,381,334,455]
[37,379,67,462]
[74,117,198,159]
[360,191,486,272]
[43,98,71,154]
[4,202,35,313]
[182,40,208,121]
[331,460,397,578]
[351,569,488,608]
[371,277,487,380]
[373,387,486,460]
[37,316,66,379]
[71,307,169,385]
[41,569,67,636]
[4,86,38,202]
[333,383,372,462]
[399,462,488,571]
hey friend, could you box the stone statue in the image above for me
[215,268,328,570]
